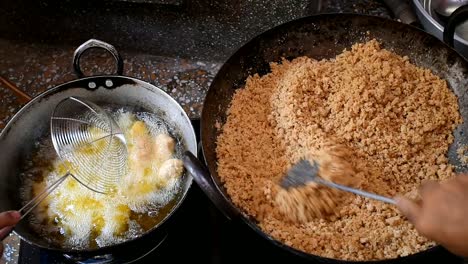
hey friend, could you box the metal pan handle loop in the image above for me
[73,39,124,78]
[443,5,468,48]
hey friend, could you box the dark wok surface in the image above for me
[201,13,468,262]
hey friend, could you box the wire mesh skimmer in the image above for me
[18,96,128,219]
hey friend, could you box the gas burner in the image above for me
[63,234,167,264]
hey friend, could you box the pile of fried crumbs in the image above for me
[216,40,462,260]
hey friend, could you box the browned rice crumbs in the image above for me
[215,40,462,260]
[457,145,468,165]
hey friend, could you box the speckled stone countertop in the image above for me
[0,40,220,124]
[0,0,393,263]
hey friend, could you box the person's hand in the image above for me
[0,211,20,256]
[395,175,468,257]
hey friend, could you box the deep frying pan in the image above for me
[183,13,468,263]
[0,39,197,263]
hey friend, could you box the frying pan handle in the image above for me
[183,151,239,220]
[382,0,419,27]
[443,5,468,48]
[73,39,124,78]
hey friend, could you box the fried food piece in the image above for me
[154,133,176,166]
[159,158,184,180]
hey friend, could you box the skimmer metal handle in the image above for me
[18,173,71,219]
[1,173,71,242]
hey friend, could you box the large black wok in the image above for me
[183,14,468,263]
[0,39,197,263]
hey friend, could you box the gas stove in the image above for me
[1,1,467,263]
[14,119,464,264]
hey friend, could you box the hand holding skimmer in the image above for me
[18,96,128,219]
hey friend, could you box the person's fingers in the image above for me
[420,181,439,197]
[0,226,13,241]
[439,180,465,199]
[455,174,468,185]
[0,211,20,228]
[394,195,422,223]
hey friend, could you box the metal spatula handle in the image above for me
[284,159,397,205]
[314,177,396,204]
